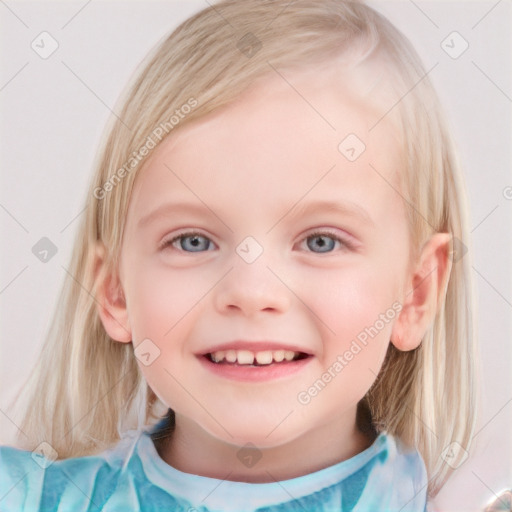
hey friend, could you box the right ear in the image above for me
[94,242,132,343]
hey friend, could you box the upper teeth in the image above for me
[209,349,299,365]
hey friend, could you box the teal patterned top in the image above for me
[0,421,428,511]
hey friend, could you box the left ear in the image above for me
[391,232,453,351]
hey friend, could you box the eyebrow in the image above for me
[138,199,374,230]
[138,202,223,229]
[282,199,374,228]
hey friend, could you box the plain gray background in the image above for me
[1,1,511,511]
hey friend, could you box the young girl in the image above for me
[1,0,478,510]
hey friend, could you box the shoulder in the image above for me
[0,430,143,512]
[365,432,429,510]
[0,443,48,511]
[387,433,428,483]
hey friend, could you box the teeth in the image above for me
[273,350,285,362]
[210,350,226,363]
[225,350,237,363]
[284,350,295,361]
[237,350,254,365]
[255,351,273,365]
[208,349,304,365]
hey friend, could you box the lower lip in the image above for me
[197,355,313,382]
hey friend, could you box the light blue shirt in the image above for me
[0,422,428,511]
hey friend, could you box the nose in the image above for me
[213,255,292,317]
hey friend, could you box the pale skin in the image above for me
[96,60,452,483]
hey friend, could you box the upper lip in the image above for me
[198,341,314,356]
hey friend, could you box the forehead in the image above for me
[128,61,405,230]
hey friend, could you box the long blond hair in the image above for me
[12,0,477,498]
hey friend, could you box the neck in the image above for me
[154,406,376,483]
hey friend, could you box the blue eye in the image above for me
[161,230,352,254]
[304,231,348,253]
[163,232,214,252]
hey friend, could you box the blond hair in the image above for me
[12,0,478,498]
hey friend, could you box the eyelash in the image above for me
[159,229,355,253]
[159,231,214,252]
[304,229,354,251]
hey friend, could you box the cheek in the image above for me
[124,260,218,408]
[301,263,396,338]
[297,263,396,386]
[124,266,201,409]
[126,259,213,341]
[295,268,395,412]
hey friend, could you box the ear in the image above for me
[391,233,453,351]
[94,242,132,343]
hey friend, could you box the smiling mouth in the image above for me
[205,349,311,366]
[204,350,311,366]
[199,346,314,381]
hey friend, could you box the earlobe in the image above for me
[391,232,453,351]
[94,242,132,343]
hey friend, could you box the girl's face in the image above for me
[117,64,411,448]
